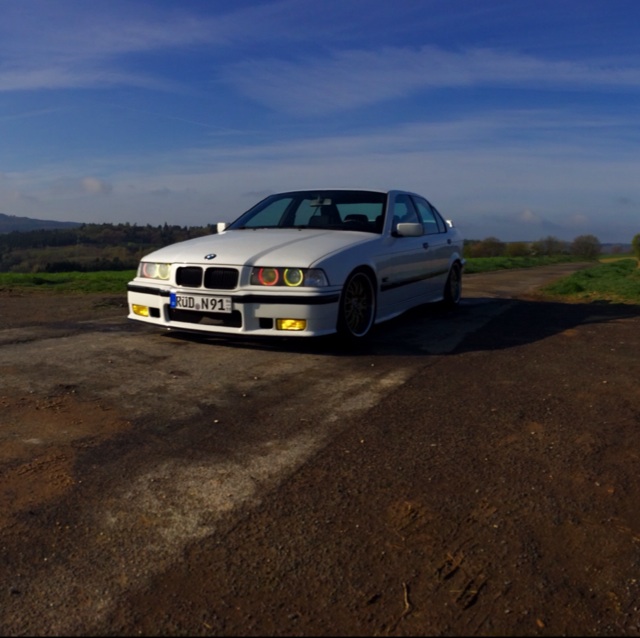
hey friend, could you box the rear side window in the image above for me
[413,196,446,234]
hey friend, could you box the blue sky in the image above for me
[1,0,639,242]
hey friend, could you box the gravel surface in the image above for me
[1,266,639,636]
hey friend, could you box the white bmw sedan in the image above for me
[127,189,465,340]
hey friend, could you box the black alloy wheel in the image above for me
[443,262,462,307]
[337,270,376,339]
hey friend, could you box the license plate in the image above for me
[170,292,232,313]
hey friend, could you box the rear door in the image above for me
[412,195,453,296]
[375,193,434,312]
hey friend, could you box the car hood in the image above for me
[142,228,377,267]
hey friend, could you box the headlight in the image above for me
[250,267,328,287]
[140,262,171,280]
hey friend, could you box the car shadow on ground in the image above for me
[163,296,640,357]
[451,297,640,355]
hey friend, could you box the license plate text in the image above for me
[170,293,232,313]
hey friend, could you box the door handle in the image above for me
[423,242,429,249]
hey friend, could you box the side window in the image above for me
[393,194,420,226]
[413,197,446,234]
[431,205,447,233]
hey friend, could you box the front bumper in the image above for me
[126,283,342,337]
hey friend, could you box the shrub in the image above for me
[531,235,569,256]
[632,233,640,261]
[505,241,531,257]
[467,236,505,258]
[571,234,601,260]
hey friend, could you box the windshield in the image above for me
[228,190,388,234]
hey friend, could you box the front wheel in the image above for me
[337,270,376,339]
[442,262,462,308]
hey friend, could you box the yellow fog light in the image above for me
[132,304,150,317]
[276,319,307,331]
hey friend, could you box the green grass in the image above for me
[600,252,635,262]
[1,258,639,305]
[464,254,585,274]
[541,258,640,304]
[0,270,136,294]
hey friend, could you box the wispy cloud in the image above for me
[0,0,322,92]
[0,3,212,92]
[225,46,640,115]
[0,66,178,93]
[4,1,640,113]
[1,1,227,58]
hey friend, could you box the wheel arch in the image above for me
[348,263,378,288]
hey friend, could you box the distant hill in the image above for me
[0,213,83,233]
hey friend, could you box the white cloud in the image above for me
[568,213,589,227]
[82,177,112,195]
[519,209,542,224]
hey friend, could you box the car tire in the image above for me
[337,269,376,339]
[442,262,462,308]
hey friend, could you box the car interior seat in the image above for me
[344,214,368,223]
[309,203,342,227]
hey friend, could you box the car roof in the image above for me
[271,188,416,196]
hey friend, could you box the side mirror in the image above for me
[395,222,423,237]
[216,222,228,233]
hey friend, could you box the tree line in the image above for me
[0,222,215,273]
[0,224,633,273]
[465,234,604,259]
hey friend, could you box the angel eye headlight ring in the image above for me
[257,267,279,286]
[250,267,328,287]
[283,268,304,287]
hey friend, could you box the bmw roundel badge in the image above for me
[204,254,217,260]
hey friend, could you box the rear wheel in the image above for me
[337,270,376,339]
[442,262,462,308]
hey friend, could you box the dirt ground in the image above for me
[1,270,640,636]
